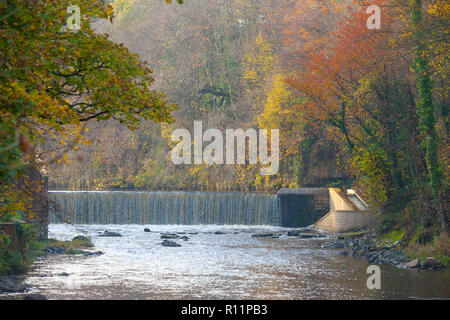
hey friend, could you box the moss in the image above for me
[340,230,368,239]
[33,237,94,256]
[378,230,405,247]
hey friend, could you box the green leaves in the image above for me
[0,0,175,180]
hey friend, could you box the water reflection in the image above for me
[3,224,450,300]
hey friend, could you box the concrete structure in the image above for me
[313,188,376,233]
[277,187,376,232]
[277,188,329,227]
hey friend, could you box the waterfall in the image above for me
[49,191,281,226]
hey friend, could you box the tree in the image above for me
[0,0,175,182]
[410,0,448,235]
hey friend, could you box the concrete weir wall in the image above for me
[313,210,375,233]
[313,188,375,233]
[277,187,375,232]
[277,188,329,227]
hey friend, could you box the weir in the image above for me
[49,191,281,226]
[49,188,374,231]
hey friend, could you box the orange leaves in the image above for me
[283,3,395,124]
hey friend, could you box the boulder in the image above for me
[251,233,274,238]
[0,277,27,293]
[214,231,226,235]
[72,236,90,242]
[161,240,181,247]
[23,294,48,300]
[179,236,189,241]
[72,236,94,248]
[144,228,151,233]
[58,272,70,277]
[421,257,441,269]
[45,246,66,254]
[82,251,104,257]
[160,233,179,239]
[287,230,301,236]
[99,231,122,237]
[298,233,318,239]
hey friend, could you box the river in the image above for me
[3,224,449,300]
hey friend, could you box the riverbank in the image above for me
[0,235,101,296]
[2,224,448,299]
[322,230,448,270]
[2,225,449,299]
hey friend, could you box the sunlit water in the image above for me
[3,224,450,300]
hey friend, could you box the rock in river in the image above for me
[144,228,151,232]
[0,276,27,293]
[161,233,180,239]
[421,257,441,269]
[287,230,301,236]
[251,233,274,238]
[161,240,181,247]
[402,259,420,269]
[99,231,122,237]
[44,246,66,254]
[23,294,48,300]
[72,235,90,242]
[298,233,319,239]
[82,251,104,257]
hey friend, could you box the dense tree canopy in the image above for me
[0,0,175,221]
[1,0,448,241]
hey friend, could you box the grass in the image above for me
[405,234,450,268]
[339,230,368,239]
[335,230,368,243]
[378,230,405,247]
[32,237,94,255]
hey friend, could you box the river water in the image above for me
[4,224,449,300]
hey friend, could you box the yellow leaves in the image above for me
[427,2,450,18]
[258,74,294,129]
[0,181,39,221]
[243,33,274,87]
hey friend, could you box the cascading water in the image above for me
[49,191,281,226]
